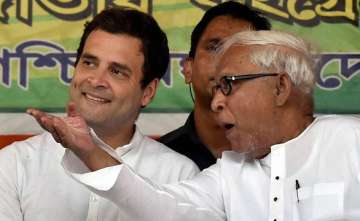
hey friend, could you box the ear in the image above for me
[141,78,159,108]
[182,57,193,84]
[274,73,292,106]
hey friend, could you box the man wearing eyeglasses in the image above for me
[28,30,360,220]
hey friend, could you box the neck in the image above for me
[92,124,135,149]
[194,103,231,158]
[253,94,314,160]
[276,106,314,145]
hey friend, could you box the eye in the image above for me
[109,65,130,79]
[81,59,96,68]
[205,42,218,52]
[211,84,221,98]
[205,40,222,52]
[110,67,121,75]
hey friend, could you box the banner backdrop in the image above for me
[0,1,359,124]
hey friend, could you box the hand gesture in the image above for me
[27,102,96,157]
[27,102,120,170]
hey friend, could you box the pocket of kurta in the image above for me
[294,182,344,221]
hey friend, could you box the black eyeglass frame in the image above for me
[215,73,278,96]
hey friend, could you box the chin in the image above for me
[79,111,104,126]
[231,142,270,160]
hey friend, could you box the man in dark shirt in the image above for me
[159,1,271,170]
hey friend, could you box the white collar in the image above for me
[89,125,144,161]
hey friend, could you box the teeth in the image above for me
[85,93,108,102]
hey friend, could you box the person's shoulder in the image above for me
[0,132,63,158]
[142,136,200,176]
[144,136,195,162]
[311,115,360,152]
[315,115,360,130]
[158,125,187,145]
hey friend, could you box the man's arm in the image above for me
[64,159,225,221]
[28,107,225,221]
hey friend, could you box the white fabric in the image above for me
[0,126,199,221]
[67,115,360,221]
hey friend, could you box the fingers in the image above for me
[26,108,62,142]
[27,107,90,151]
[26,108,46,121]
[66,102,79,117]
[41,116,63,143]
[52,117,73,148]
[63,117,90,134]
[27,108,52,131]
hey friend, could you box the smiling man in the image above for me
[26,31,360,220]
[0,7,199,221]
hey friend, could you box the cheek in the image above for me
[227,96,265,132]
[72,69,91,87]
[227,94,252,115]
[194,53,216,76]
[230,93,276,132]
[112,84,140,103]
[69,73,87,99]
[199,61,216,77]
[70,79,79,89]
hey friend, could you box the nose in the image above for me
[211,89,226,113]
[86,69,109,88]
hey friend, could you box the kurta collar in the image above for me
[89,125,144,161]
[270,116,319,177]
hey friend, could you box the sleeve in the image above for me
[169,155,200,181]
[63,159,226,221]
[0,144,24,221]
[62,148,122,190]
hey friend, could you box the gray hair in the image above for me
[216,30,319,94]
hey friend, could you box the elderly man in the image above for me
[0,7,198,221]
[29,30,360,220]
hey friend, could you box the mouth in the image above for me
[222,123,235,137]
[82,92,110,103]
[224,123,234,130]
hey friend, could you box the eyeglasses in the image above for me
[213,73,278,96]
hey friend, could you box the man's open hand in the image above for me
[27,103,120,171]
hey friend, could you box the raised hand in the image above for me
[27,102,120,171]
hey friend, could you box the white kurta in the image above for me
[66,115,360,221]
[0,127,199,221]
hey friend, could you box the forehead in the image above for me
[199,16,252,43]
[84,29,143,58]
[217,45,261,77]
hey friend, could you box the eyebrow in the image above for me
[203,38,223,50]
[205,38,222,46]
[81,52,132,75]
[81,53,98,61]
[207,38,221,44]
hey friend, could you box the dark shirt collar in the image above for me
[183,111,203,145]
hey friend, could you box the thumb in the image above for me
[66,102,79,117]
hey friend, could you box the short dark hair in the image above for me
[189,1,271,58]
[75,7,169,88]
